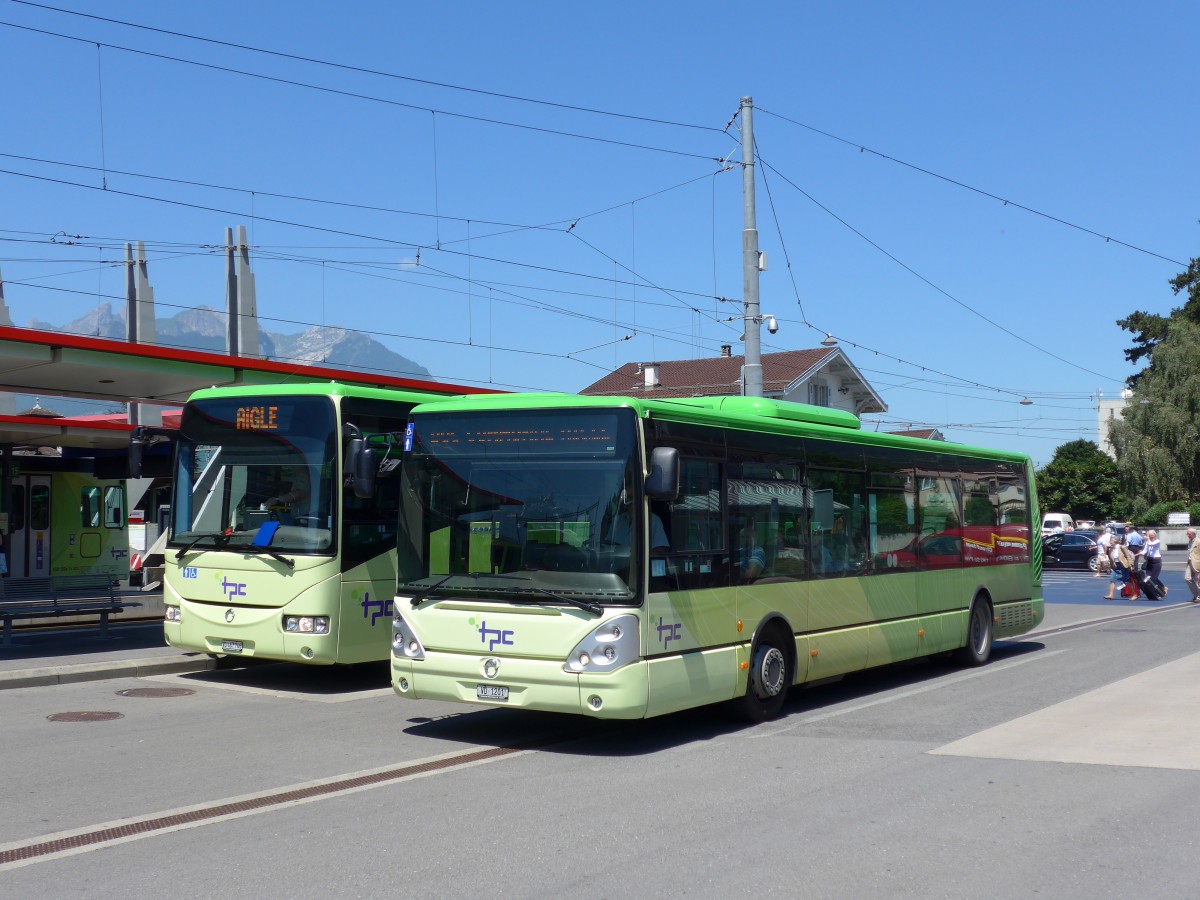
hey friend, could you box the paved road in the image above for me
[2,553,1199,897]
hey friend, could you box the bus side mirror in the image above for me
[128,431,145,479]
[645,446,680,501]
[345,438,378,499]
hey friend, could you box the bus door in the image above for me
[8,475,52,578]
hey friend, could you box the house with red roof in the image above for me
[579,344,887,417]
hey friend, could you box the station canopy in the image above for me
[0,325,484,451]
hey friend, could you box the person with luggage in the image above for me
[1142,529,1166,598]
[1128,529,1162,600]
[1104,535,1136,600]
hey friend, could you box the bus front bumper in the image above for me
[166,603,338,665]
[392,652,650,719]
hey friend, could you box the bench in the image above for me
[0,575,136,647]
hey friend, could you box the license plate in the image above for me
[476,684,509,701]
[221,640,243,653]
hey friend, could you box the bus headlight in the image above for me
[165,606,181,623]
[392,614,426,660]
[564,614,638,674]
[284,616,330,634]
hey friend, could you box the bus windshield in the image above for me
[170,395,338,554]
[398,407,642,603]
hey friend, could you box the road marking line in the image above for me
[0,739,555,870]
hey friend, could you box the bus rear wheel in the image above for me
[735,628,792,722]
[954,595,993,666]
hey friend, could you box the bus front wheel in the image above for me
[954,595,993,666]
[735,627,792,722]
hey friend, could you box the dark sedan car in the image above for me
[1043,531,1101,571]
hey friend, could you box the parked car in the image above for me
[1043,531,1101,571]
[1041,511,1074,537]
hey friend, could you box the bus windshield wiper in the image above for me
[174,531,233,559]
[522,588,603,617]
[407,572,529,608]
[228,542,296,569]
[407,573,455,608]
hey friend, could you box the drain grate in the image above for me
[46,711,124,723]
[116,688,196,698]
[0,737,560,866]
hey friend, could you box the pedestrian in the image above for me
[1104,536,1136,601]
[1095,526,1113,578]
[1188,527,1200,603]
[1143,529,1166,596]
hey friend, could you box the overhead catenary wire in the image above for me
[2,242,743,368]
[0,19,731,164]
[755,153,1114,383]
[756,106,1187,269]
[0,155,734,300]
[9,0,725,135]
[0,5,1151,419]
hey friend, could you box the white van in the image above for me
[1041,512,1073,537]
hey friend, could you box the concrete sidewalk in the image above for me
[0,621,220,689]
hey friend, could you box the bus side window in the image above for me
[103,486,125,528]
[665,458,724,588]
[808,469,867,578]
[81,486,101,528]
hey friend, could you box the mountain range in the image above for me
[12,304,431,416]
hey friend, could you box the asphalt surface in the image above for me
[3,549,1192,690]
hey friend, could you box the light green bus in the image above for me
[390,393,1043,720]
[162,382,477,665]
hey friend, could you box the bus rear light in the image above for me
[165,607,181,623]
[284,616,330,634]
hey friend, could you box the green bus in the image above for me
[161,382,480,665]
[390,393,1043,720]
[5,465,127,581]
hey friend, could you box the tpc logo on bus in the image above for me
[221,576,247,599]
[476,620,514,652]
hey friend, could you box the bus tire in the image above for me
[734,625,793,722]
[954,594,993,666]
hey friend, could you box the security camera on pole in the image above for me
[740,96,764,398]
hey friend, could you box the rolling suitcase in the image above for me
[1135,568,1163,600]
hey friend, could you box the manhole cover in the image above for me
[47,711,124,722]
[116,688,196,698]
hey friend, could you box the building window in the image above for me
[808,382,830,407]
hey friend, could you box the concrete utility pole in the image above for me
[740,96,763,398]
[126,242,161,427]
[225,225,261,359]
[0,267,15,416]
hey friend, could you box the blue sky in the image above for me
[1,0,1197,466]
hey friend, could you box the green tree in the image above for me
[1109,245,1200,515]
[1118,248,1200,384]
[1034,439,1122,521]
[1109,317,1200,511]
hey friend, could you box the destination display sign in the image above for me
[418,411,625,457]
